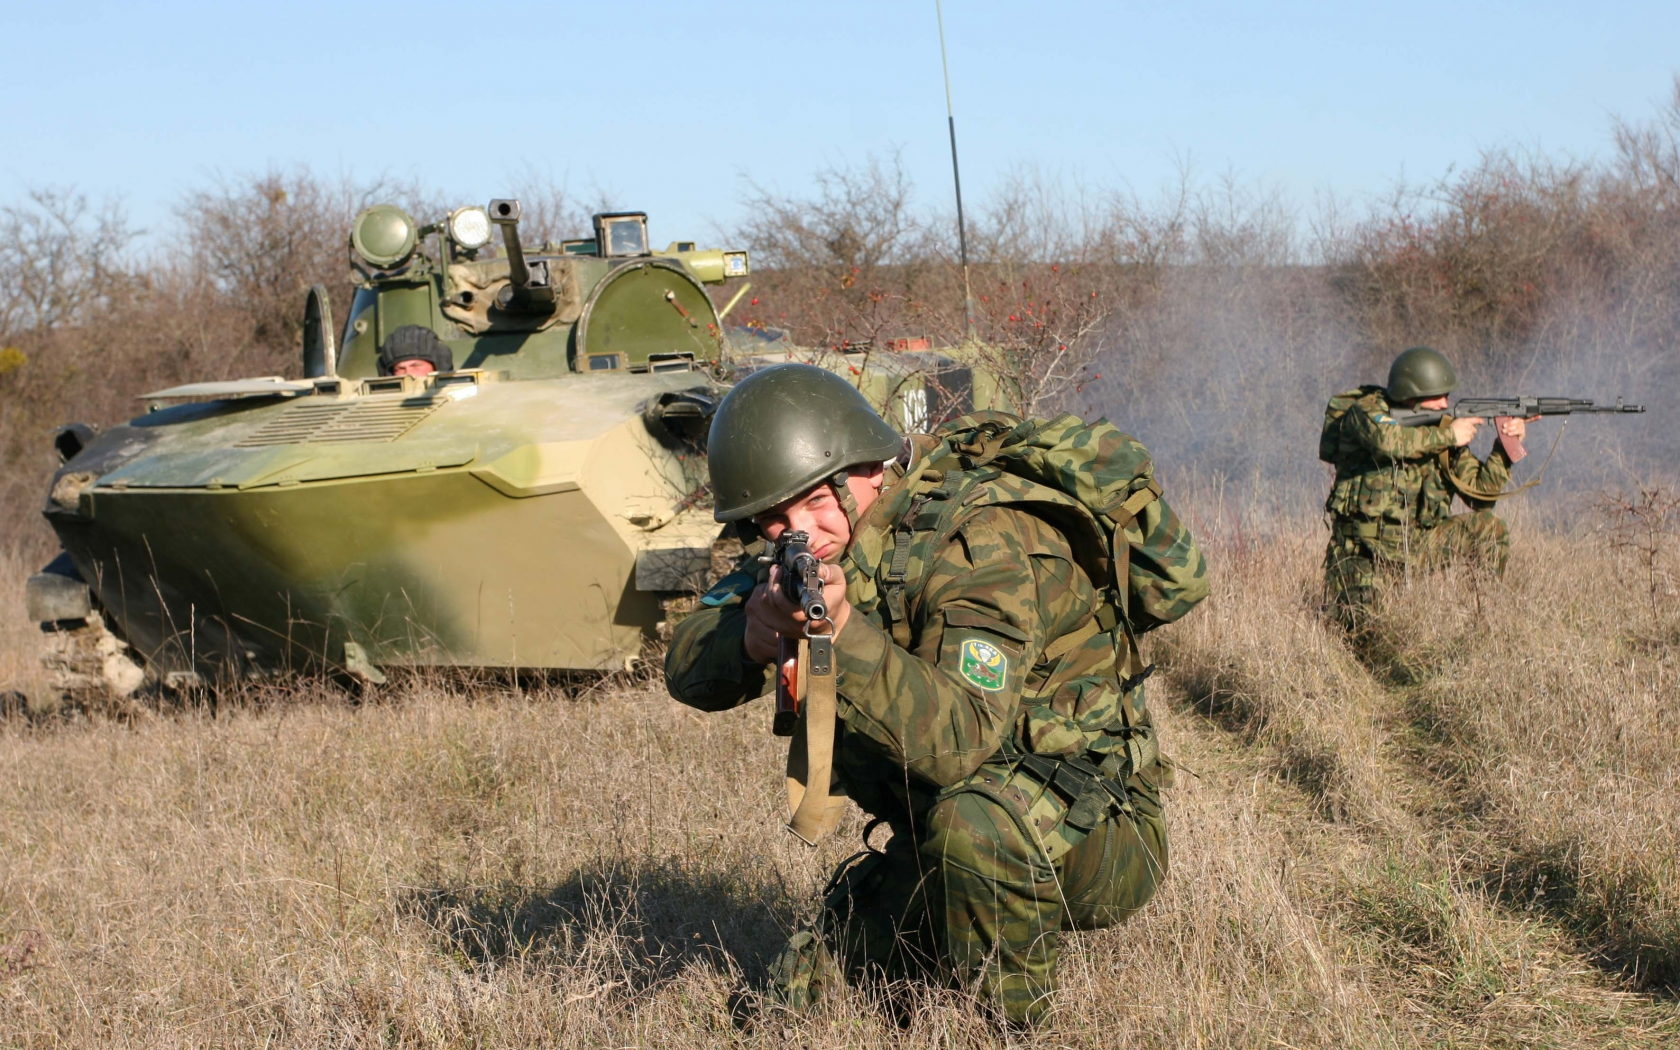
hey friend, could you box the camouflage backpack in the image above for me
[875,410,1170,776]
[1319,385,1386,464]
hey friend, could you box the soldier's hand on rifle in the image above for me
[1497,416,1538,443]
[742,564,852,664]
[1450,416,1484,447]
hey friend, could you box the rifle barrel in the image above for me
[1391,396,1645,426]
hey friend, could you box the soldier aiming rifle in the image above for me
[666,363,1207,1026]
[1320,345,1645,626]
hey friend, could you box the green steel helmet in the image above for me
[708,363,903,522]
[1386,346,1458,402]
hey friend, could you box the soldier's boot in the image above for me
[763,841,938,1018]
[762,928,841,1015]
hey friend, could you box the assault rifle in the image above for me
[1393,396,1645,462]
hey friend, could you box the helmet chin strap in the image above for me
[828,469,860,532]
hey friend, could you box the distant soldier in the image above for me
[665,364,1207,1026]
[377,325,453,377]
[1320,346,1526,623]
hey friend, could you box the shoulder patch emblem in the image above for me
[959,638,1008,691]
[699,571,756,608]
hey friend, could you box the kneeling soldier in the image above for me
[665,364,1208,1025]
[1321,346,1524,627]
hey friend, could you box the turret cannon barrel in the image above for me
[487,198,556,312]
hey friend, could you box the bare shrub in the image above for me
[737,151,927,276]
[1330,76,1680,429]
[1596,484,1680,623]
[734,161,1156,414]
[0,188,141,344]
[180,169,387,348]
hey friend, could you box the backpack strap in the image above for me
[1098,476,1162,728]
[1101,478,1162,602]
[880,466,967,648]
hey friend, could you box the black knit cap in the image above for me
[378,325,454,375]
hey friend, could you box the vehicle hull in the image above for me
[39,370,719,680]
[53,473,657,676]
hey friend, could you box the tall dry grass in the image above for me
[1366,527,1680,985]
[0,548,46,710]
[2,521,1677,1047]
[1155,508,1680,1041]
[0,669,1460,1047]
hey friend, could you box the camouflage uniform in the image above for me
[1321,385,1513,621]
[666,431,1207,1025]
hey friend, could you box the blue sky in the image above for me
[6,0,1678,246]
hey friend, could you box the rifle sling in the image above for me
[786,633,844,845]
[1438,419,1565,503]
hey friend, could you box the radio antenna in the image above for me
[935,0,975,340]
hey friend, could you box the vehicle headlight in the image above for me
[448,206,492,250]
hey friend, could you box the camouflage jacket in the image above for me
[1321,386,1512,532]
[665,444,1207,828]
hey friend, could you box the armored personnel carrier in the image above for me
[25,199,994,697]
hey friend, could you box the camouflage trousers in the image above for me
[1324,509,1510,626]
[765,756,1168,1026]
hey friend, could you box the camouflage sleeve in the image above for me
[1343,403,1457,463]
[663,574,774,713]
[1448,444,1513,510]
[831,508,1093,788]
[1125,493,1207,633]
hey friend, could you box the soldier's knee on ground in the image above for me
[1060,792,1169,931]
[1477,510,1511,574]
[1436,510,1511,576]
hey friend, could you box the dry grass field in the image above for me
[2,517,1676,1048]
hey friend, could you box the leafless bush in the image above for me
[736,151,928,274]
[7,84,1680,555]
[1596,485,1680,622]
[733,162,1160,413]
[180,170,395,347]
[0,188,140,344]
[1334,77,1680,381]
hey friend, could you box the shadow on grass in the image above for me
[1392,689,1680,995]
[400,855,793,995]
[1481,844,1680,997]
